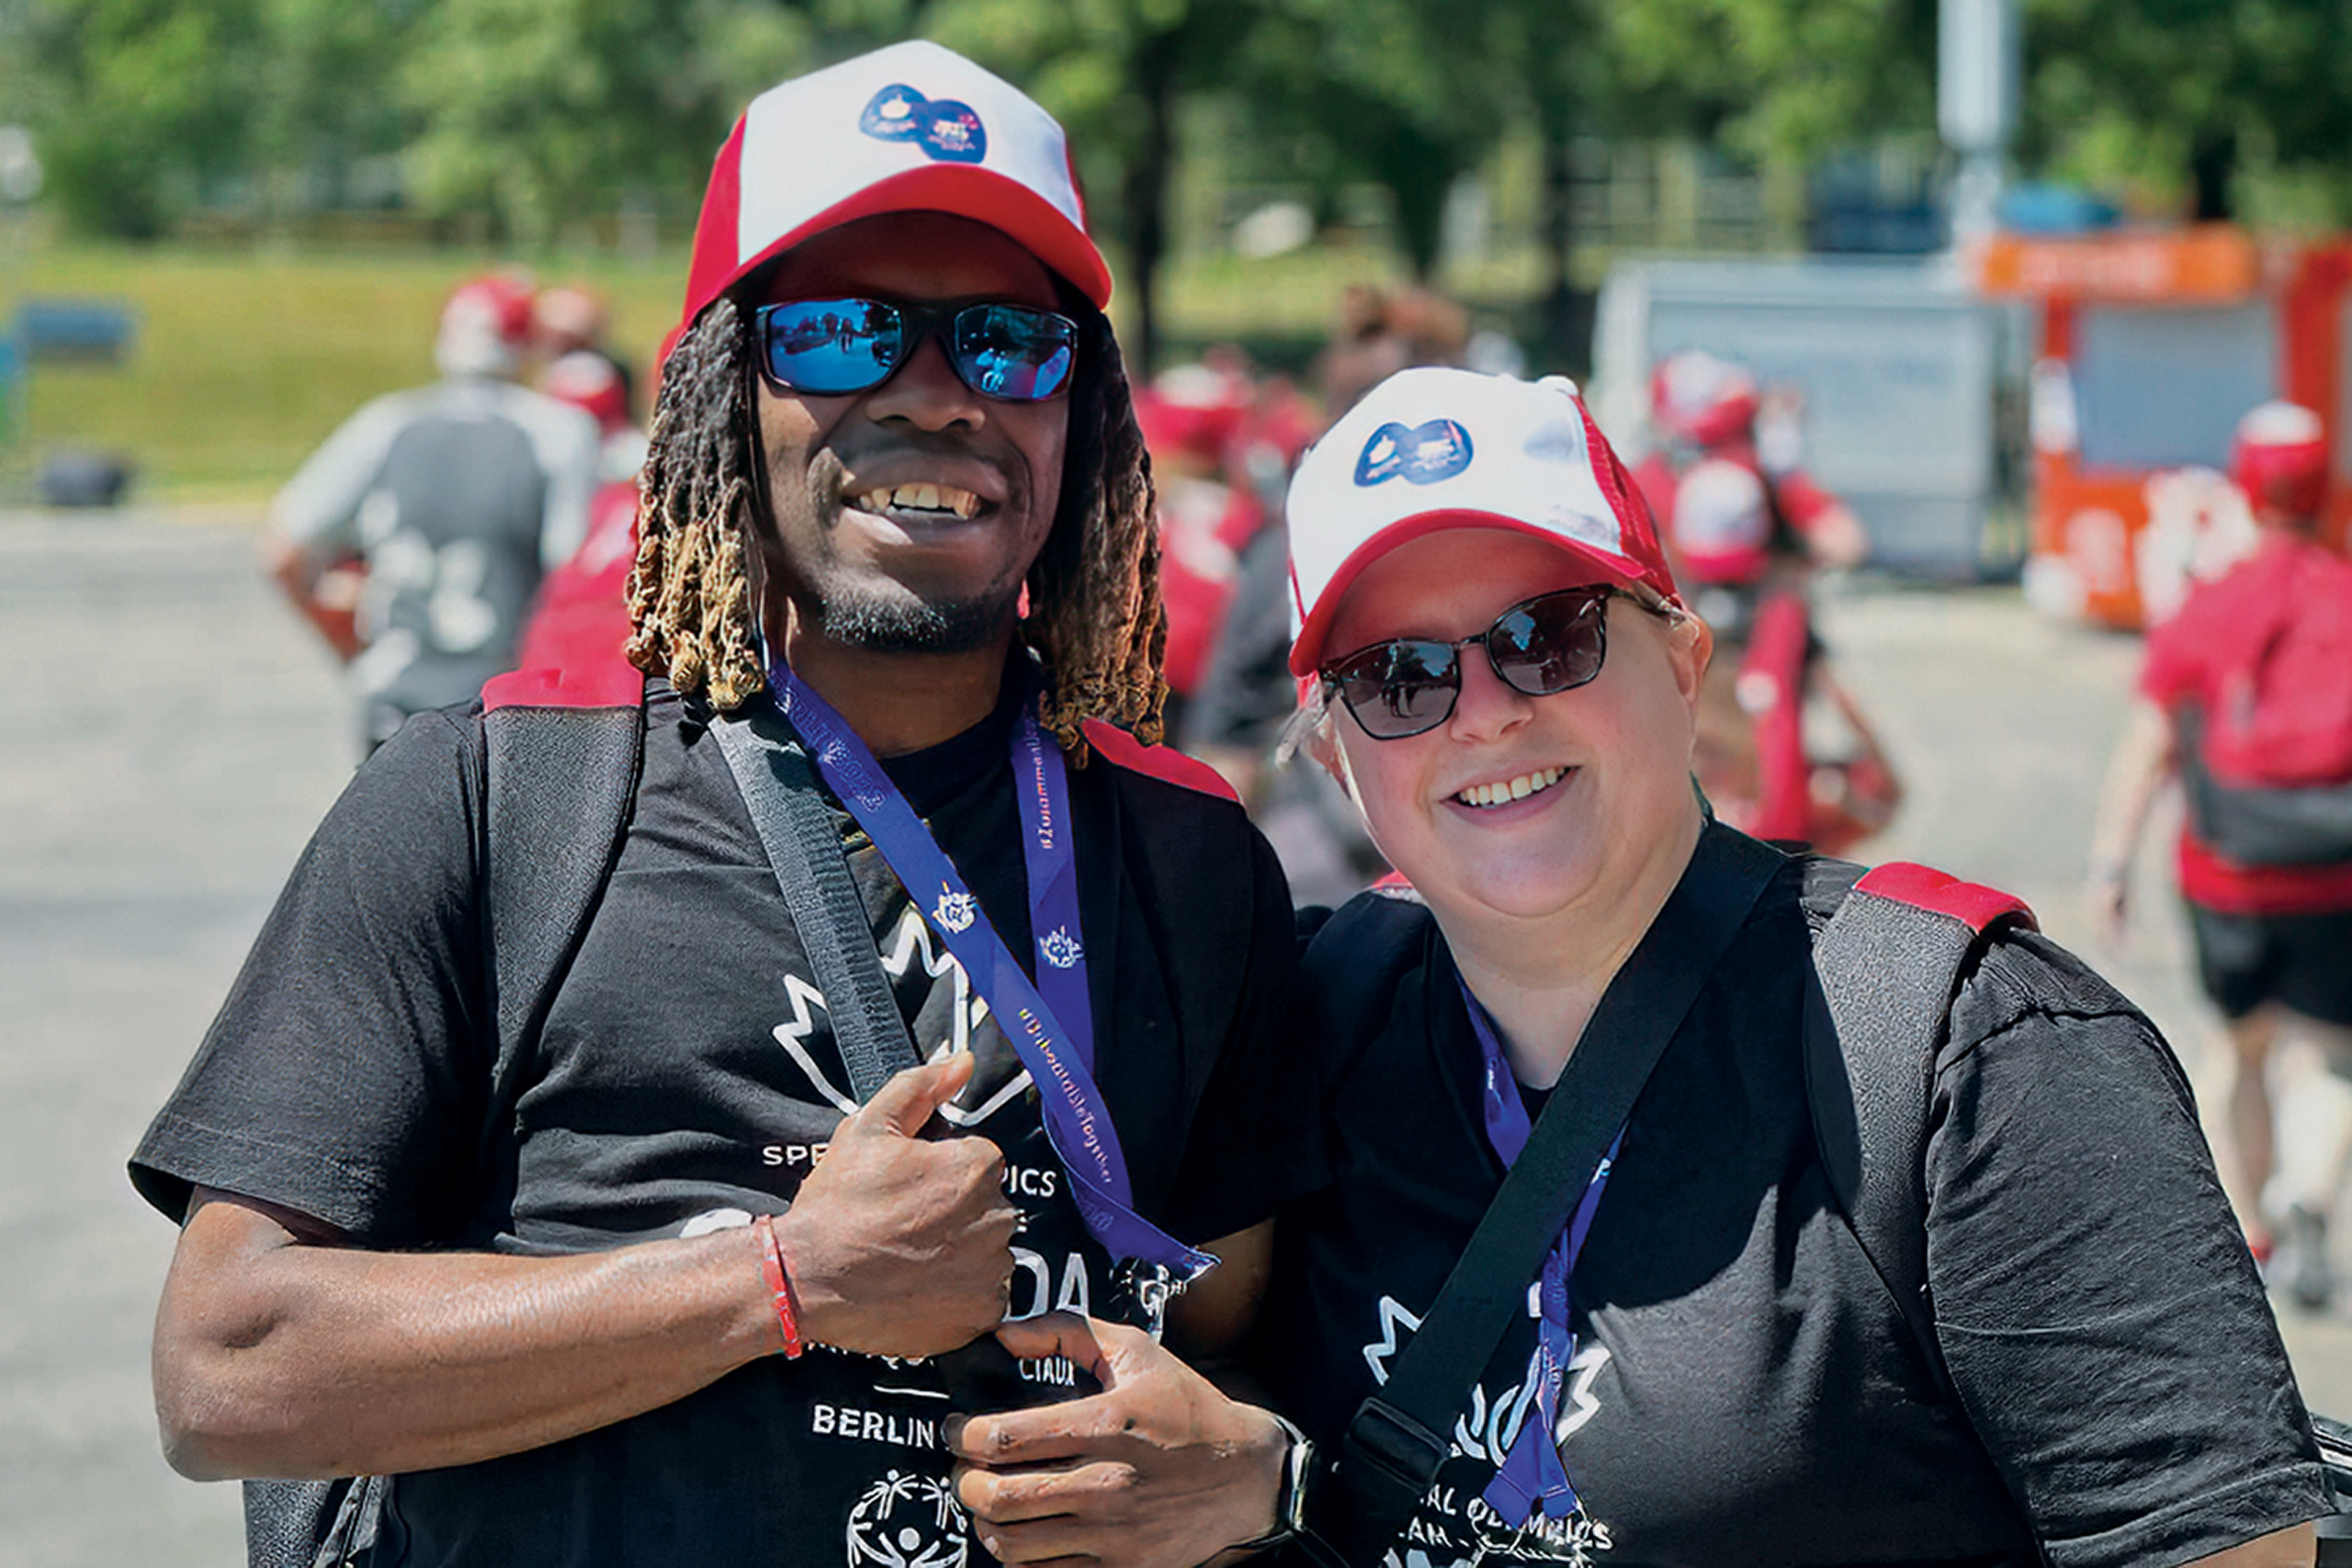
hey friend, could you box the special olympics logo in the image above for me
[859,85,988,164]
[1355,420,1474,487]
[846,1469,969,1568]
[1038,928,1083,970]
[932,889,978,935]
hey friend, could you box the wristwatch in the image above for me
[1232,1412,1314,1552]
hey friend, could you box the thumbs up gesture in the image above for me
[775,1053,1019,1359]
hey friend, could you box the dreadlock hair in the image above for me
[626,298,766,710]
[624,290,1166,758]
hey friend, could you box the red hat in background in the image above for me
[1650,348,1760,450]
[1283,368,1679,676]
[446,274,536,344]
[2233,400,2329,517]
[542,350,633,435]
[674,39,1108,348]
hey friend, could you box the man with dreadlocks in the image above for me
[131,41,1311,1568]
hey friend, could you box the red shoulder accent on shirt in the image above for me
[1079,719,1241,803]
[483,659,646,711]
[1854,862,2036,933]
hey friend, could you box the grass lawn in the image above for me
[3,241,690,506]
[0,231,1542,506]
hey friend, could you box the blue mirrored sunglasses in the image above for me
[752,297,1079,402]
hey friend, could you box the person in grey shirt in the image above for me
[266,273,602,753]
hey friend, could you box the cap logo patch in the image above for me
[859,84,988,164]
[1355,420,1474,487]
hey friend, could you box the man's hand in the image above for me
[775,1054,1018,1359]
[949,1313,1290,1568]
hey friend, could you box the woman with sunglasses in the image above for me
[950,369,2325,1568]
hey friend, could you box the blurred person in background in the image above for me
[135,39,1308,1568]
[2091,400,2352,1309]
[514,347,650,671]
[264,273,603,755]
[1318,282,1470,420]
[1634,350,1897,854]
[1634,348,1869,580]
[533,282,639,426]
[954,368,2326,1568]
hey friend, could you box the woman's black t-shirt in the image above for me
[1257,840,2327,1568]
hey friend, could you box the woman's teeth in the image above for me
[853,483,981,519]
[1457,766,1567,809]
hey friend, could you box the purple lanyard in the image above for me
[769,659,1214,1283]
[1459,976,1622,1528]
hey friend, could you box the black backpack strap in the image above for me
[1802,858,2033,1394]
[243,666,649,1568]
[484,697,645,1076]
[1309,827,1785,1565]
[710,702,922,1100]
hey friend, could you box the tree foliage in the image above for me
[2021,0,2352,221]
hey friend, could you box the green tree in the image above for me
[2021,0,2352,222]
[925,0,1271,373]
[399,0,811,245]
[10,0,266,238]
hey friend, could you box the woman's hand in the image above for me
[949,1313,1291,1567]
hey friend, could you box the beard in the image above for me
[802,578,1021,654]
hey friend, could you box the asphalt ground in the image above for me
[2,508,2347,1564]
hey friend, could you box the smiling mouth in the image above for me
[850,482,983,521]
[1455,766,1569,809]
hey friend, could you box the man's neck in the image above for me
[771,620,1014,758]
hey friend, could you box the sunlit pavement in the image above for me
[3,513,2349,1563]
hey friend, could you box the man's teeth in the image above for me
[1457,766,1567,809]
[853,483,981,519]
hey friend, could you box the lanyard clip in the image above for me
[1119,1261,1186,1340]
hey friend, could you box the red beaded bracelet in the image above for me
[752,1213,806,1359]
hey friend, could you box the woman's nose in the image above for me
[1445,644,1535,742]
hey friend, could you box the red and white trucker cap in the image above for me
[1285,367,1679,676]
[2232,400,2329,517]
[676,39,1109,341]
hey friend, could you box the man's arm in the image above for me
[2189,1523,2316,1568]
[153,1055,1017,1481]
[2086,697,2177,939]
[263,394,410,660]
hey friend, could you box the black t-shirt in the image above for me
[133,677,1311,1567]
[1256,834,2328,1568]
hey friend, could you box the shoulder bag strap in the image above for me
[1804,861,2032,1399]
[1313,826,1785,1565]
[712,702,922,1100]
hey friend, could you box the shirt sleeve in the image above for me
[510,390,604,570]
[1923,930,2329,1568]
[129,707,494,1244]
[1771,468,1836,530]
[2136,604,2209,709]
[268,392,411,559]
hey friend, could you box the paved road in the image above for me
[0,510,2346,1565]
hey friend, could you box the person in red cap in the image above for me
[2091,399,2352,1309]
[956,369,2324,1568]
[512,349,651,672]
[264,271,605,754]
[133,40,1310,1568]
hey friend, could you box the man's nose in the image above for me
[865,333,987,433]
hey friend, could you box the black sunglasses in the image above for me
[1319,586,1635,740]
[752,297,1079,402]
